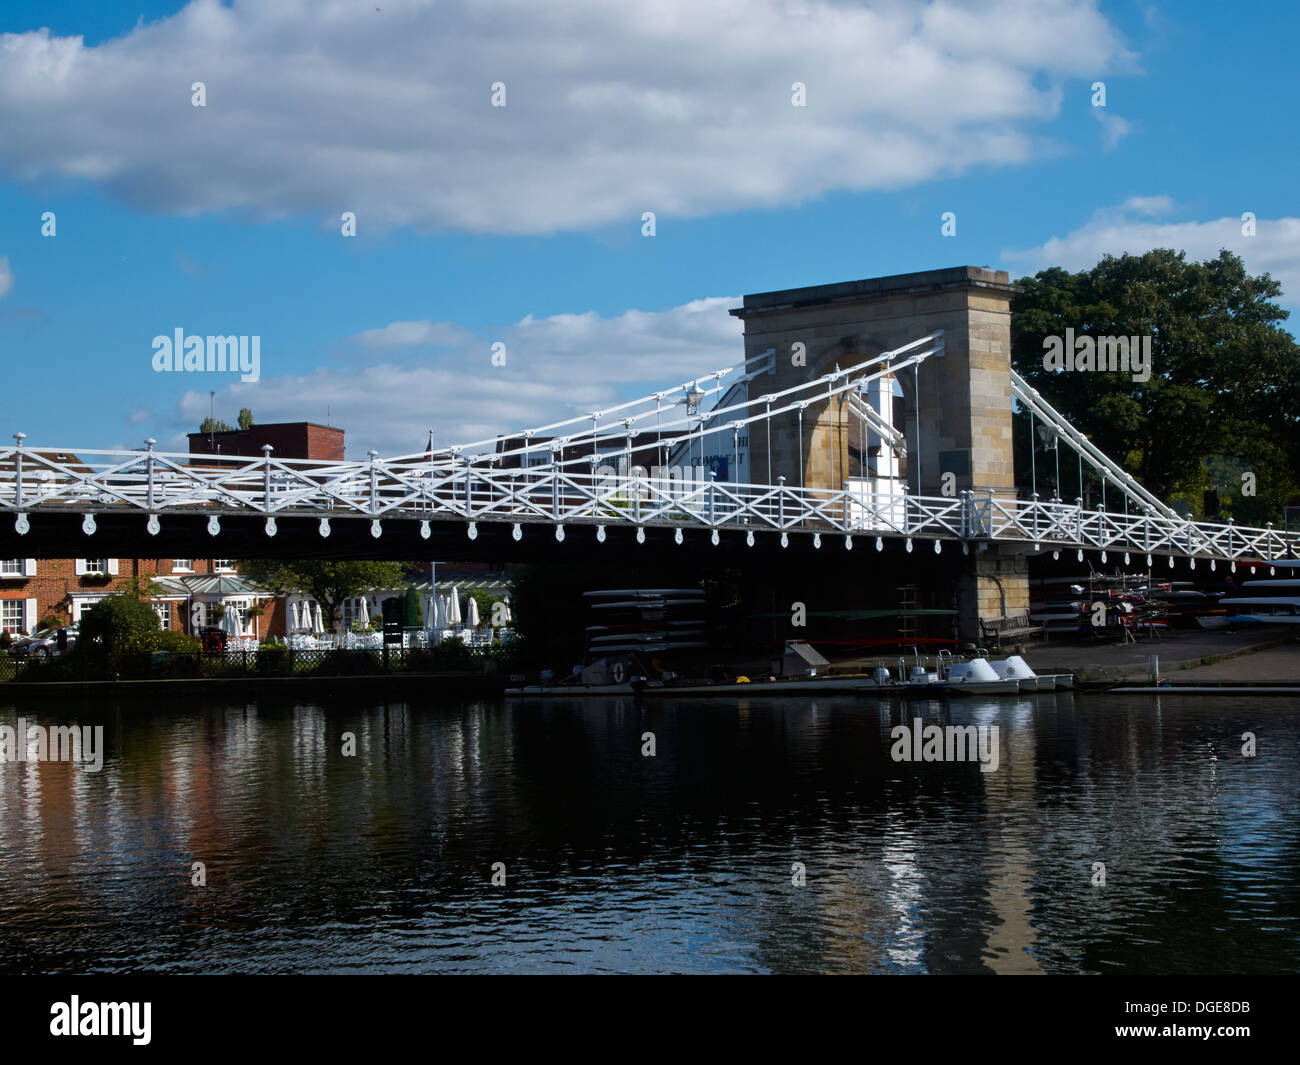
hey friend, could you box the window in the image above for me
[154,602,172,628]
[1,600,21,632]
[80,559,108,576]
[172,559,193,572]
[0,559,29,578]
[213,559,236,572]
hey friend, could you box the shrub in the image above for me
[74,594,161,673]
[0,630,11,649]
[408,638,473,672]
[131,629,201,655]
[312,649,382,675]
[256,643,290,674]
[13,654,77,682]
[402,586,422,628]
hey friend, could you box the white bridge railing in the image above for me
[2,443,1297,563]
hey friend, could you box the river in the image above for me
[1,691,1296,974]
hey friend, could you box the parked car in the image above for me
[7,626,78,659]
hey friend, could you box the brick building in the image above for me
[0,556,278,639]
[1,421,341,640]
[188,422,344,462]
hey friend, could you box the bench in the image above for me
[980,613,1046,648]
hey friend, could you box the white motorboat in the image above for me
[942,658,1022,695]
[988,654,1042,691]
[987,653,1074,691]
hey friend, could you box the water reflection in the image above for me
[0,691,1296,974]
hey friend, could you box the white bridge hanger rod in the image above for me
[467,333,941,471]
[389,348,778,464]
[1010,368,1180,520]
[524,338,940,473]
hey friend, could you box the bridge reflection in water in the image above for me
[1,692,1296,974]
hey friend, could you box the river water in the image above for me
[0,691,1296,974]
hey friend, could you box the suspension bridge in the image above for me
[1,266,1293,638]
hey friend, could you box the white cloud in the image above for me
[1119,194,1174,217]
[1092,108,1135,150]
[352,320,474,348]
[0,257,12,298]
[1003,200,1300,311]
[171,295,745,457]
[0,0,1135,235]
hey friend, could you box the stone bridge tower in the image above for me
[729,266,1029,641]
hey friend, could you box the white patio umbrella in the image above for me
[500,596,512,625]
[433,595,444,629]
[221,603,241,637]
[358,596,370,629]
[466,595,480,629]
[447,586,463,627]
[288,600,300,632]
[313,602,325,635]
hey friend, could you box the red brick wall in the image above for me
[0,558,226,634]
[187,423,345,462]
[262,597,287,638]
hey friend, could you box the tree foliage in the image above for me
[402,585,422,628]
[237,407,254,430]
[75,593,161,671]
[200,416,234,433]
[236,560,406,632]
[1011,249,1300,521]
[466,588,500,627]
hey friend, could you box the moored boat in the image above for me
[1221,560,1300,624]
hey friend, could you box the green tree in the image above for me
[237,408,254,430]
[466,588,500,627]
[200,416,233,433]
[1011,249,1300,520]
[402,585,422,628]
[75,593,161,672]
[236,560,406,633]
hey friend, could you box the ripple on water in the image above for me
[0,693,1297,974]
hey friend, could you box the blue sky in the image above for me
[0,0,1296,458]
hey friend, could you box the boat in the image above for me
[504,651,1021,699]
[941,656,1022,695]
[504,589,1053,699]
[987,653,1074,691]
[1221,560,1300,624]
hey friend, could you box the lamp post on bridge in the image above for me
[683,386,706,487]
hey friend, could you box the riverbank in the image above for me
[820,627,1297,686]
[0,670,507,702]
[3,629,1294,700]
[1028,628,1297,684]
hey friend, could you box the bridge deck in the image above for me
[2,445,1296,564]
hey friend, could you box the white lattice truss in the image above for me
[2,333,1296,563]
